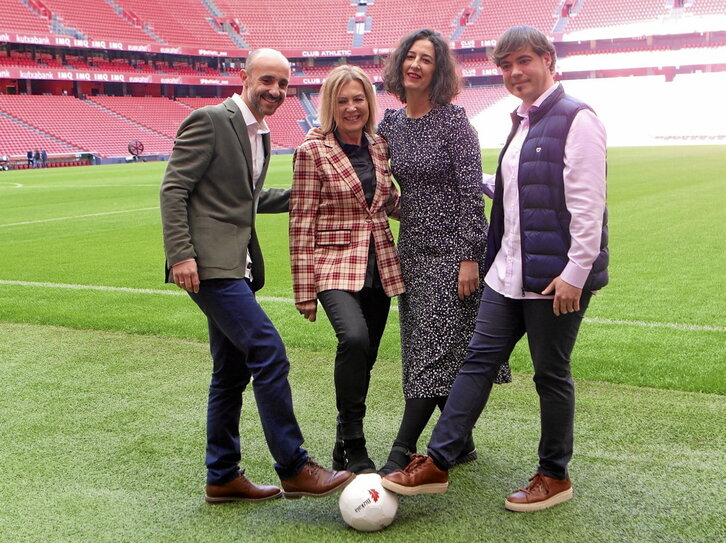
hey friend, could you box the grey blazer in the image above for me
[160,97,289,291]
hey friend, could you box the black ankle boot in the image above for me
[378,444,412,476]
[332,440,346,470]
[343,438,376,474]
[452,432,477,466]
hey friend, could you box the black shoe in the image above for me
[378,445,412,476]
[452,432,477,467]
[344,438,376,474]
[332,440,346,471]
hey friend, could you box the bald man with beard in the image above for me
[161,49,353,504]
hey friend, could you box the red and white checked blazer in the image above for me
[289,129,405,303]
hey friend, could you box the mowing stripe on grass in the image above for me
[2,280,724,333]
[0,207,158,228]
[0,280,291,303]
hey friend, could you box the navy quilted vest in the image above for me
[485,85,609,293]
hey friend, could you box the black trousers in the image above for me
[429,285,591,479]
[318,287,391,441]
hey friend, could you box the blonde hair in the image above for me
[318,65,377,135]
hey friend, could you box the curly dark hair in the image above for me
[383,29,461,106]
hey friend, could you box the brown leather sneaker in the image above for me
[281,458,354,499]
[205,472,283,504]
[381,454,449,496]
[504,472,573,512]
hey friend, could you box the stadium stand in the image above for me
[112,0,236,49]
[458,0,563,41]
[215,0,356,49]
[0,95,173,158]
[0,0,51,35]
[564,0,671,33]
[174,97,221,110]
[0,113,80,158]
[38,0,152,43]
[684,0,725,16]
[87,96,194,138]
[471,71,726,148]
[0,0,723,161]
[364,0,467,46]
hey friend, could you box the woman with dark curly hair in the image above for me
[377,29,511,475]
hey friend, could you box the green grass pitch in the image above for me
[0,146,724,542]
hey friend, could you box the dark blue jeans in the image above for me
[189,279,308,484]
[429,285,591,479]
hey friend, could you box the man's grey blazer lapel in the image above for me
[224,98,254,187]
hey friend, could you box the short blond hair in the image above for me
[318,65,377,135]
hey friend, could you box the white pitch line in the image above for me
[17,184,160,188]
[585,317,725,333]
[1,280,723,333]
[0,207,158,227]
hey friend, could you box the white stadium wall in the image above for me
[472,71,726,148]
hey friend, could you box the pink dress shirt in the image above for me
[484,83,607,299]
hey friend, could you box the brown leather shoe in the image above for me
[504,472,573,512]
[381,454,449,496]
[281,458,354,499]
[205,472,283,504]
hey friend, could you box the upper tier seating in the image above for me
[214,0,356,49]
[39,0,152,43]
[564,0,670,32]
[684,0,725,16]
[0,0,51,34]
[113,0,236,49]
[364,0,468,47]
[458,0,562,42]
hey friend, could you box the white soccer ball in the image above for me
[338,473,399,532]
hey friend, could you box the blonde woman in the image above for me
[289,65,405,473]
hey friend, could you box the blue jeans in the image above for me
[189,279,307,483]
[429,285,591,479]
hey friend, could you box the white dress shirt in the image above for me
[231,93,271,279]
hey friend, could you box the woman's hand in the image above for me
[457,260,480,300]
[296,300,318,322]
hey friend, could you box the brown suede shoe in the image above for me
[504,472,573,512]
[205,472,283,504]
[381,454,449,496]
[281,458,354,499]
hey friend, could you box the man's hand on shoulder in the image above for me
[172,259,200,293]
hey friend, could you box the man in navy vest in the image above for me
[381,26,608,513]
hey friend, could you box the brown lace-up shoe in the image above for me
[281,458,354,498]
[504,472,573,512]
[381,454,449,496]
[205,472,283,504]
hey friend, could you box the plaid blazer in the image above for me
[289,130,405,303]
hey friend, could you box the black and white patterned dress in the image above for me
[378,104,511,399]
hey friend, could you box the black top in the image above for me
[334,130,381,288]
[335,131,376,208]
